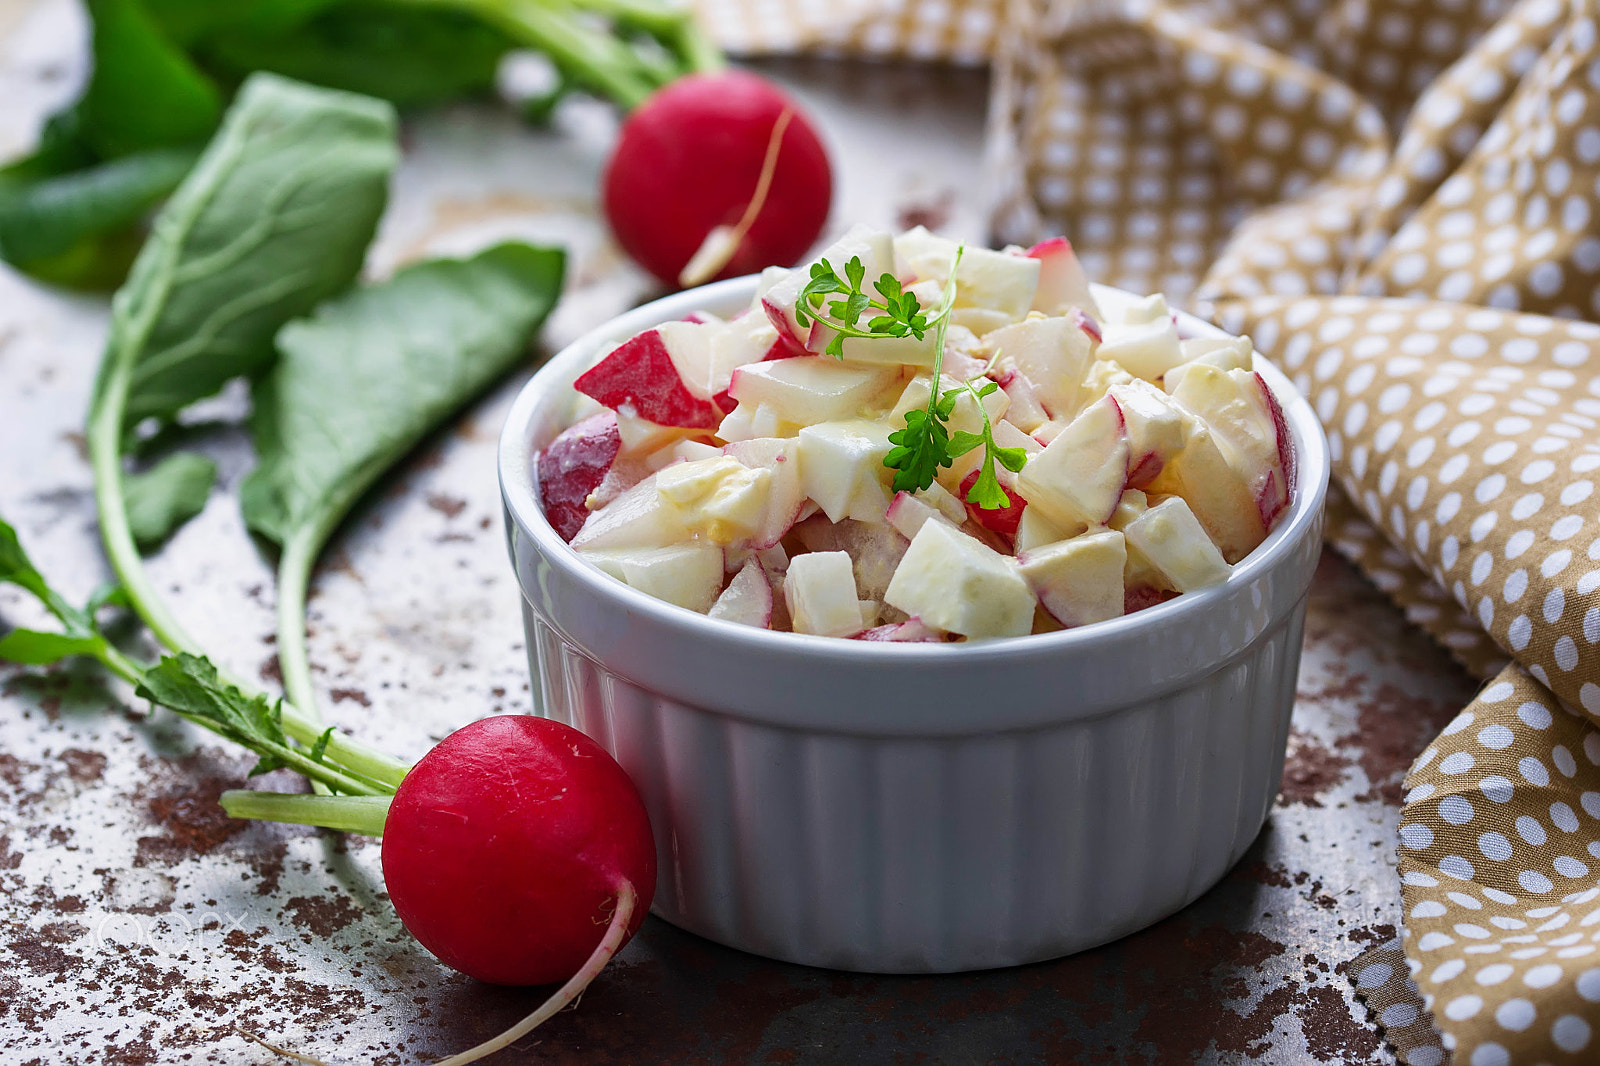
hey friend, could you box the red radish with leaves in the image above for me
[0,515,658,1064]
[382,716,656,989]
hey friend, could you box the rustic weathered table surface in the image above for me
[0,2,1478,1062]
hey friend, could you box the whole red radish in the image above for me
[605,70,832,289]
[382,715,656,987]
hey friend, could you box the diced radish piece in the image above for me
[1013,506,1076,554]
[858,599,880,628]
[615,404,707,457]
[729,358,898,425]
[796,419,894,523]
[709,314,785,395]
[1258,371,1296,528]
[1071,307,1103,344]
[755,544,789,576]
[1097,318,1184,383]
[999,371,1050,433]
[656,319,721,400]
[575,330,721,429]
[1146,421,1268,562]
[958,468,1026,538]
[708,558,773,627]
[723,436,806,549]
[1014,395,1129,529]
[833,519,911,600]
[1018,529,1127,627]
[991,419,1042,464]
[570,473,691,551]
[761,225,896,354]
[537,411,621,542]
[655,456,774,544]
[884,519,1035,639]
[716,401,794,443]
[894,226,1040,318]
[1125,586,1176,613]
[585,451,651,510]
[1107,380,1188,488]
[1026,237,1100,318]
[579,543,725,612]
[1120,496,1232,591]
[982,315,1096,419]
[886,491,944,541]
[784,550,865,637]
[806,319,937,366]
[1168,362,1291,531]
[951,307,1013,335]
[1107,489,1177,593]
[855,618,943,642]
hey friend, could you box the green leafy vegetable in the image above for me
[241,242,563,545]
[0,147,197,285]
[792,255,932,359]
[884,395,958,495]
[0,628,108,666]
[84,73,399,785]
[947,380,1029,510]
[93,72,397,430]
[197,2,511,108]
[75,0,223,159]
[878,248,1032,506]
[124,451,218,549]
[240,241,563,726]
[883,246,963,493]
[1,511,403,794]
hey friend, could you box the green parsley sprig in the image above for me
[792,255,932,359]
[948,378,1029,510]
[880,244,1024,512]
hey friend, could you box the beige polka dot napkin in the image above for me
[700,0,1600,1059]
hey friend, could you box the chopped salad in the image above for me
[536,226,1294,640]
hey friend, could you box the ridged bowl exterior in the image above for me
[500,278,1330,973]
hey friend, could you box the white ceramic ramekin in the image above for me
[499,277,1330,973]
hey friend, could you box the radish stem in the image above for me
[220,792,392,836]
[431,883,638,1066]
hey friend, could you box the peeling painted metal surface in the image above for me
[0,3,1478,1061]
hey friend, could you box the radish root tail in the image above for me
[431,883,639,1066]
[230,1024,337,1066]
[677,109,795,288]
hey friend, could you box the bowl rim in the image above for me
[498,275,1331,667]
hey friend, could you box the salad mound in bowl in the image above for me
[537,225,1294,641]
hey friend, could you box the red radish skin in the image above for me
[959,469,1026,538]
[575,329,722,429]
[537,411,622,541]
[605,71,832,288]
[381,715,656,987]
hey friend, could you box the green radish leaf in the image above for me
[124,451,218,550]
[75,0,222,160]
[85,582,131,614]
[0,147,197,282]
[0,516,90,635]
[196,3,510,108]
[135,652,291,753]
[98,72,397,430]
[239,242,563,547]
[308,726,335,764]
[0,628,107,666]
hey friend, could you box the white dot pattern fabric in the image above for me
[699,0,1600,1060]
